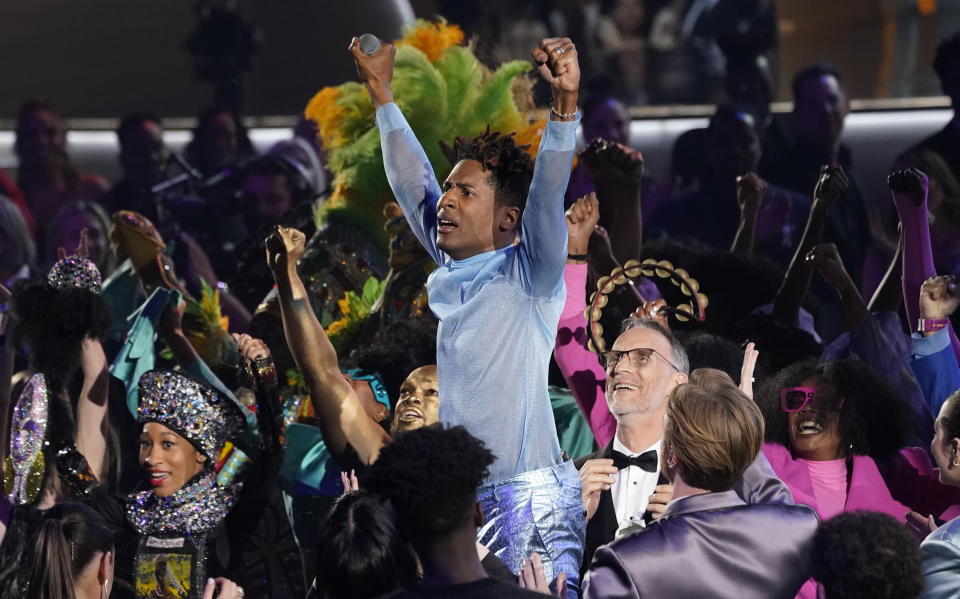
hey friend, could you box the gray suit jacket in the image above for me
[582,490,819,599]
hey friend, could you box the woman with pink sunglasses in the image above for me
[757,358,960,524]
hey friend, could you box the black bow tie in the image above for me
[611,449,658,473]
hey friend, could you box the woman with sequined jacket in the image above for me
[1,239,293,599]
[69,340,290,599]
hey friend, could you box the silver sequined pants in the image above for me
[476,460,586,598]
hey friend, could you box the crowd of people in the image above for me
[1,13,960,599]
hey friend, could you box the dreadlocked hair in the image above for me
[360,425,494,541]
[454,127,534,213]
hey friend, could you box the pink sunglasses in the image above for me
[780,386,845,413]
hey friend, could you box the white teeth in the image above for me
[798,420,822,434]
[614,384,638,391]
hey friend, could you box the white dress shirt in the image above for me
[610,435,662,530]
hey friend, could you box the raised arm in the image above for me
[730,173,766,255]
[556,193,617,445]
[75,338,110,483]
[580,140,645,263]
[517,37,581,297]
[350,36,444,264]
[772,165,848,325]
[267,226,389,465]
[805,243,868,332]
[890,168,960,363]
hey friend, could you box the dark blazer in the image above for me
[582,490,819,599]
[574,441,668,577]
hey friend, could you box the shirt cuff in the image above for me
[911,327,951,358]
[375,102,408,133]
[541,113,581,153]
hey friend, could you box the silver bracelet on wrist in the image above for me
[550,106,578,120]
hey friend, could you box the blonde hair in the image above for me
[664,370,764,491]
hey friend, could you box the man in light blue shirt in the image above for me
[350,34,585,595]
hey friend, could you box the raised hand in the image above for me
[739,341,759,400]
[805,243,848,286]
[57,227,90,261]
[736,172,766,216]
[531,37,580,116]
[805,242,867,331]
[340,469,360,493]
[813,165,849,208]
[580,139,644,189]
[631,299,670,330]
[919,275,959,321]
[265,226,306,276]
[566,192,599,257]
[579,458,617,522]
[888,168,928,208]
[348,35,397,107]
[232,333,272,372]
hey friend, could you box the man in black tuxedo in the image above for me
[574,319,795,576]
[574,318,688,577]
[897,31,960,182]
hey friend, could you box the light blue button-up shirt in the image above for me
[376,103,578,482]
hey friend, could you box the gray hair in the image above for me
[0,195,36,274]
[618,317,690,375]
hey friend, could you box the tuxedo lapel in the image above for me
[579,441,619,575]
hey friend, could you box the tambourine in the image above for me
[585,258,708,353]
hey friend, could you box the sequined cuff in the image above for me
[251,357,285,454]
[251,356,277,386]
[55,443,99,499]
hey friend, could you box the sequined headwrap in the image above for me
[126,471,238,536]
[2,374,48,505]
[47,254,102,294]
[137,370,244,460]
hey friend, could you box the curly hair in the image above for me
[360,425,494,541]
[343,314,438,402]
[453,127,534,213]
[810,511,923,599]
[756,359,913,459]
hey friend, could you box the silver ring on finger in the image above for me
[554,46,565,55]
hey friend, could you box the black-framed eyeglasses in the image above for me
[600,347,681,372]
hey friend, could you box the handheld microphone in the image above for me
[358,33,381,56]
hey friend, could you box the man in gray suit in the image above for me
[583,376,819,599]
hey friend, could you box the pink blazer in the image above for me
[762,442,960,522]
